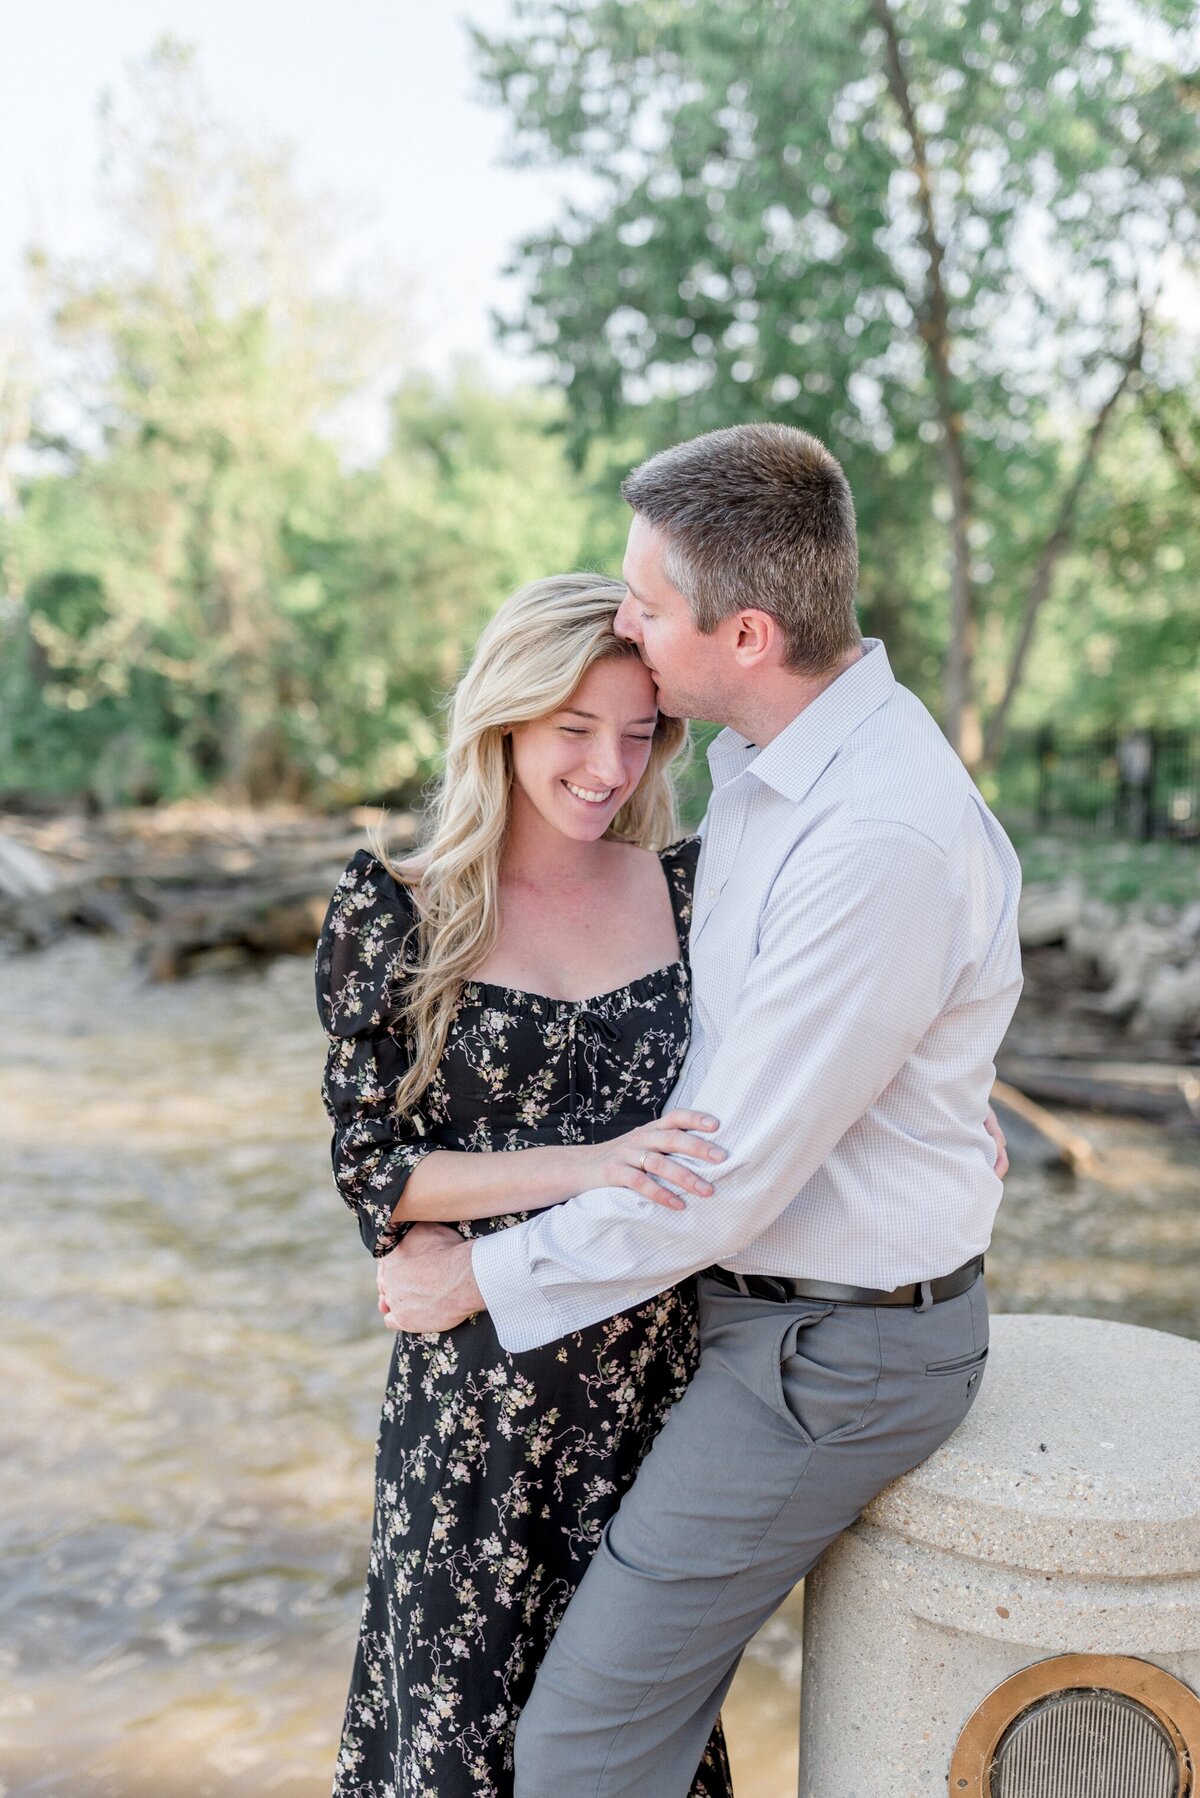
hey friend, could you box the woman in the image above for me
[315,574,734,1798]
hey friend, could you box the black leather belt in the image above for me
[701,1255,984,1312]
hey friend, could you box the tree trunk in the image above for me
[982,320,1146,765]
[943,448,982,768]
[872,0,980,766]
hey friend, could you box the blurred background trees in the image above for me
[0,42,626,808]
[475,0,1199,767]
[1,9,1197,810]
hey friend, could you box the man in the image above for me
[378,423,1022,1796]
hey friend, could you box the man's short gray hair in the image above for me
[621,423,861,672]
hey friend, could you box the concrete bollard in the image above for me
[798,1313,1200,1797]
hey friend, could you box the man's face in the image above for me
[614,514,725,723]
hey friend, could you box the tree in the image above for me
[0,43,627,806]
[1016,390,1200,735]
[475,0,1199,763]
[276,372,629,806]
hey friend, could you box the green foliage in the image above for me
[1,370,627,805]
[1010,833,1200,908]
[1003,409,1200,733]
[474,0,1199,747]
[0,45,627,806]
[2,26,1196,810]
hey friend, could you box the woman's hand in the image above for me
[579,1111,727,1210]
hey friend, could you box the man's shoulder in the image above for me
[835,684,990,856]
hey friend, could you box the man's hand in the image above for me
[984,1103,1009,1179]
[377,1223,485,1333]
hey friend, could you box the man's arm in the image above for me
[465,825,969,1352]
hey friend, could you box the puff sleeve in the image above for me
[315,849,435,1257]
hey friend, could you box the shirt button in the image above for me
[707,885,718,898]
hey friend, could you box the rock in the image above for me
[1086,919,1182,1018]
[1178,901,1200,944]
[241,894,330,958]
[1064,899,1120,973]
[1018,884,1083,949]
[0,835,59,899]
[1135,958,1200,1040]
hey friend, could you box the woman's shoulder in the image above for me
[657,835,701,942]
[315,849,420,1038]
[324,847,420,928]
[657,833,702,890]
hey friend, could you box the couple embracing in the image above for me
[315,422,1022,1798]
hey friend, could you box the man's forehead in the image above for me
[623,518,682,596]
[626,511,665,551]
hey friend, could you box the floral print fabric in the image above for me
[315,839,732,1798]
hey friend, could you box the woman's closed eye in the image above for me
[558,726,653,742]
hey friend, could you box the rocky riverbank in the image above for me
[1014,882,1200,1055]
[0,802,416,980]
[2,805,1196,1126]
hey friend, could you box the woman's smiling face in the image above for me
[507,654,660,843]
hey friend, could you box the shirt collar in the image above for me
[706,639,896,803]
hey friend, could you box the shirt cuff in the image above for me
[471,1225,567,1354]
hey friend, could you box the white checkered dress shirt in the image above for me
[473,640,1023,1354]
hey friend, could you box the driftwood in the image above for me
[139,880,345,980]
[991,1081,1102,1175]
[998,1057,1199,1127]
[0,805,416,975]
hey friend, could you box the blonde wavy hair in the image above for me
[378,573,688,1118]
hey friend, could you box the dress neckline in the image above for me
[461,957,685,1013]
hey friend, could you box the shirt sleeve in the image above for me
[315,851,435,1258]
[472,825,967,1351]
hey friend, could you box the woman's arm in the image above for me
[317,853,724,1249]
[401,1102,1004,1227]
[394,1112,726,1227]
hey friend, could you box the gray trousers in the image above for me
[513,1273,989,1797]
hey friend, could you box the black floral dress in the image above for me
[315,839,732,1798]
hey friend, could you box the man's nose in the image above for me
[613,593,640,643]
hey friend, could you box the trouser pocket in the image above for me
[772,1305,882,1446]
[925,1345,989,1377]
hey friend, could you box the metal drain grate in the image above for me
[991,1688,1180,1798]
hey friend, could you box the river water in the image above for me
[1,938,1197,1798]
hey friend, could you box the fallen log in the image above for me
[991,1081,1101,1176]
[0,805,416,964]
[0,874,145,948]
[997,1057,1199,1126]
[136,873,351,979]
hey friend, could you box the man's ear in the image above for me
[733,609,782,668]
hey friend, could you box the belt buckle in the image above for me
[757,1276,792,1303]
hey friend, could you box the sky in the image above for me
[2,0,565,383]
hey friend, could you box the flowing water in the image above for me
[1,938,1197,1798]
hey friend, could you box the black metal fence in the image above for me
[995,727,1200,843]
